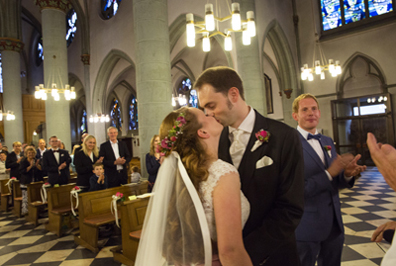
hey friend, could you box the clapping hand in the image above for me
[327,153,366,177]
[98,173,105,184]
[344,154,367,177]
[371,221,396,242]
[58,161,67,170]
[96,157,104,164]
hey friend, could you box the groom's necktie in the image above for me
[307,133,329,167]
[230,129,245,169]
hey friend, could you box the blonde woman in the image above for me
[145,134,161,192]
[74,135,103,191]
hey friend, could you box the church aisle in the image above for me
[341,167,395,265]
[0,167,394,265]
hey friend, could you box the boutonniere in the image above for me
[251,129,271,152]
[323,145,332,157]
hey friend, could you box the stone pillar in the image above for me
[133,0,172,176]
[235,0,266,115]
[35,0,72,150]
[81,53,92,134]
[0,38,24,147]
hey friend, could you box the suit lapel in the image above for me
[299,134,325,170]
[237,111,269,182]
[218,127,232,164]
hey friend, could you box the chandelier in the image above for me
[172,94,188,107]
[0,110,15,121]
[186,2,256,52]
[89,113,110,123]
[300,35,342,81]
[34,83,76,101]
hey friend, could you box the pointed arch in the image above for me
[92,49,134,113]
[337,52,387,98]
[70,0,89,54]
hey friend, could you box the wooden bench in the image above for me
[13,180,22,217]
[112,197,150,265]
[0,179,11,212]
[45,183,77,237]
[26,181,46,226]
[74,181,148,252]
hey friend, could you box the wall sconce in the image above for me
[283,89,293,99]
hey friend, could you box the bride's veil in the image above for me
[135,152,212,266]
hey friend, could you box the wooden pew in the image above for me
[45,183,76,237]
[74,181,148,252]
[26,181,46,226]
[112,197,150,265]
[0,179,11,212]
[13,180,22,217]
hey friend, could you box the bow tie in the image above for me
[307,133,322,141]
[53,150,60,153]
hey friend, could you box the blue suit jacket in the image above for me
[295,133,354,242]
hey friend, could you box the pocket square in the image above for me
[256,156,273,169]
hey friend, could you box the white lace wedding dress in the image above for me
[199,159,250,242]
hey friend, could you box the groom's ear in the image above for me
[228,87,240,103]
[197,129,210,139]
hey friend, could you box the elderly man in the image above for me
[99,127,131,188]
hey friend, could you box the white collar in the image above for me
[229,106,255,134]
[110,140,118,144]
[297,126,319,140]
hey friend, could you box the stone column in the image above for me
[0,38,24,147]
[133,0,172,176]
[35,0,72,150]
[235,0,266,115]
[81,53,92,134]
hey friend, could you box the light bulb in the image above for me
[203,35,210,52]
[308,73,314,81]
[231,3,241,31]
[247,11,256,37]
[94,115,99,123]
[315,60,321,75]
[242,30,251,45]
[35,87,41,99]
[89,115,93,123]
[205,4,215,31]
[186,13,195,47]
[328,59,335,73]
[320,72,325,80]
[224,35,232,51]
[172,97,176,107]
[105,115,110,122]
[42,92,47,100]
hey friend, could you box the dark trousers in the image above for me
[107,170,127,188]
[297,221,344,266]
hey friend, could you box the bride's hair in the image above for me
[159,107,210,189]
[159,107,210,264]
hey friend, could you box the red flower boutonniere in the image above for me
[251,129,271,152]
[323,145,332,157]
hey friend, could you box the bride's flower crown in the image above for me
[158,113,187,156]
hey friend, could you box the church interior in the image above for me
[0,0,396,265]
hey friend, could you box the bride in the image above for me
[135,107,252,266]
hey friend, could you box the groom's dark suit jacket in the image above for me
[219,110,304,266]
[42,149,71,186]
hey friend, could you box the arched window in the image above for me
[80,110,87,133]
[66,9,77,47]
[175,78,198,108]
[110,98,122,131]
[0,54,3,93]
[321,0,393,31]
[101,0,122,20]
[36,37,44,66]
[129,95,138,130]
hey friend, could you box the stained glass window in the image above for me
[176,78,198,108]
[101,0,122,20]
[66,9,77,47]
[368,0,393,17]
[321,0,393,31]
[36,37,44,66]
[129,96,138,130]
[110,98,122,131]
[0,54,3,93]
[80,110,87,133]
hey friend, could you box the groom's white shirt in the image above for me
[228,106,255,152]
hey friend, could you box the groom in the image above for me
[196,67,304,265]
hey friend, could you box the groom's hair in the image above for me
[292,93,320,114]
[194,66,245,101]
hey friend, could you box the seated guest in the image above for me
[75,135,103,191]
[42,136,71,186]
[19,147,41,215]
[6,141,23,179]
[130,166,141,183]
[89,163,108,192]
[2,146,8,154]
[0,151,9,180]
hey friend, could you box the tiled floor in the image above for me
[0,167,394,265]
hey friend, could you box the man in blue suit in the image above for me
[292,93,366,266]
